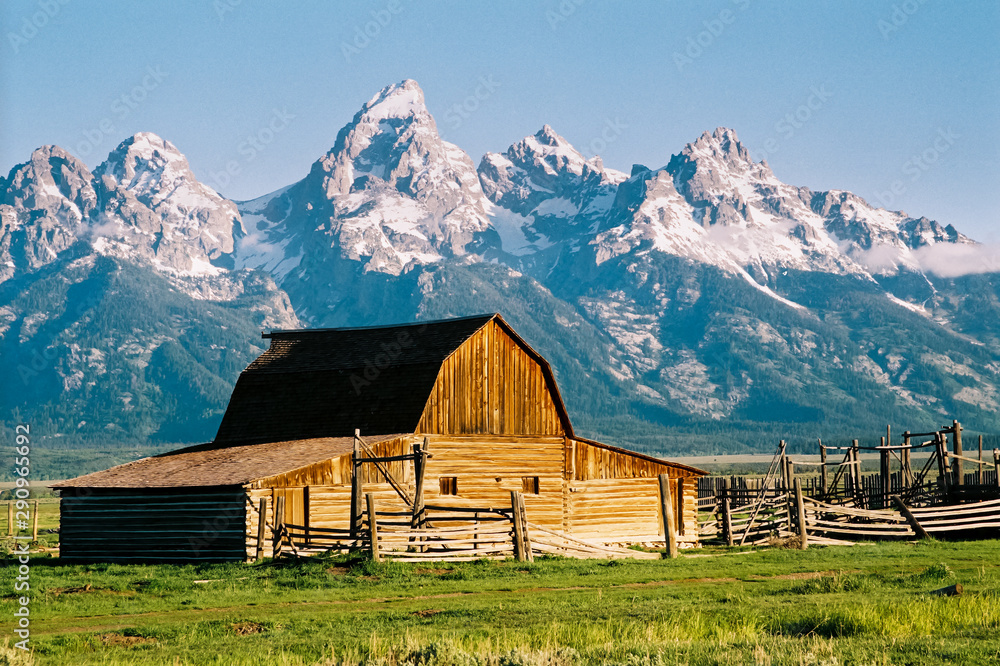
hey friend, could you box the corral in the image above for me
[697,423,1000,547]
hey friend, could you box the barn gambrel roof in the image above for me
[211,313,574,447]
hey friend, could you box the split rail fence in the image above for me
[697,421,1000,547]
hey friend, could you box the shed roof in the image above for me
[52,434,404,489]
[212,314,499,446]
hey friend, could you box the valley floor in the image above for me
[2,541,999,665]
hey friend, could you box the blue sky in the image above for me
[3,1,997,239]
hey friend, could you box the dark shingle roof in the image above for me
[212,314,497,446]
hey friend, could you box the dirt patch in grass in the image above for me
[50,584,136,598]
[326,566,350,576]
[230,621,266,635]
[413,609,444,618]
[414,568,449,575]
[745,570,861,582]
[98,633,156,647]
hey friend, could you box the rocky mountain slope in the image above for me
[3,79,998,457]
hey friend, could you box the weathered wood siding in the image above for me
[419,434,565,530]
[60,488,247,563]
[416,321,565,436]
[565,439,700,544]
[243,434,703,555]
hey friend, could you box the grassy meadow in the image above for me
[1,538,998,665]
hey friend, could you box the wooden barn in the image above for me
[55,314,705,563]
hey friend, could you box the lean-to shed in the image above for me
[55,314,705,562]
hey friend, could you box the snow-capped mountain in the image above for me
[92,132,239,274]
[3,78,999,457]
[235,80,493,279]
[1,132,245,282]
[478,124,626,260]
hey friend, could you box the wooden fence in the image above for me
[699,481,1000,547]
[269,490,658,562]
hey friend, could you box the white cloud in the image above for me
[912,242,1000,278]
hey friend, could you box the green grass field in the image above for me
[1,539,999,665]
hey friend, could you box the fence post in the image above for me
[880,437,891,510]
[676,478,685,537]
[978,435,984,485]
[6,502,11,537]
[272,495,285,559]
[255,498,267,561]
[994,450,1000,488]
[936,433,950,495]
[819,441,827,497]
[658,474,678,558]
[779,441,788,490]
[902,431,913,487]
[31,500,38,542]
[784,458,797,533]
[953,420,964,486]
[846,440,858,500]
[365,493,381,562]
[794,479,808,550]
[721,479,733,547]
[518,492,533,562]
[351,433,363,542]
[409,439,428,552]
[510,490,527,562]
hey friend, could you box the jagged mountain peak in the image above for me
[672,127,770,177]
[2,143,97,226]
[360,78,428,121]
[238,80,490,278]
[95,132,197,191]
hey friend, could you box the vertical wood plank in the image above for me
[255,498,267,561]
[819,441,828,496]
[721,479,733,547]
[511,490,527,561]
[272,495,285,559]
[794,478,808,549]
[953,420,964,486]
[658,475,677,558]
[518,491,534,562]
[675,478,685,536]
[365,493,381,562]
